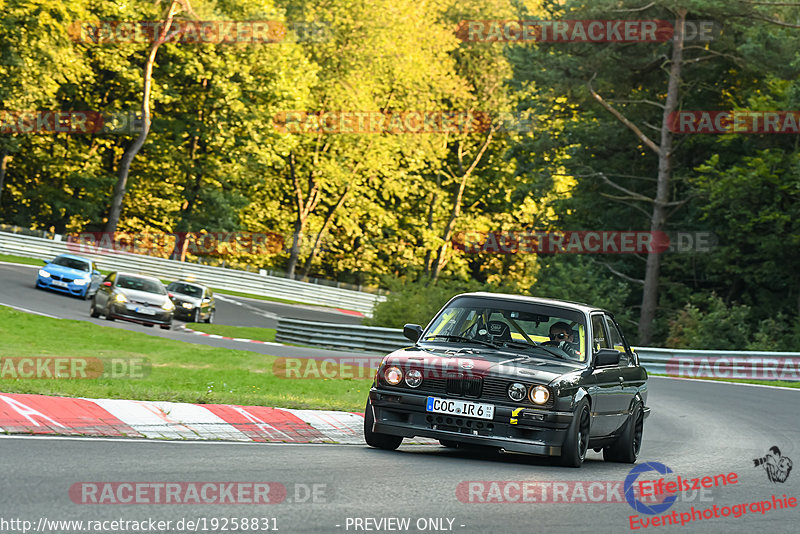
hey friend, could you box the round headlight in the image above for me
[38,269,51,278]
[162,300,175,311]
[507,382,528,402]
[114,293,128,303]
[530,385,550,405]
[383,366,403,385]
[405,369,423,388]
[73,279,88,286]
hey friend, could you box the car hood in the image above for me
[383,345,585,385]
[170,294,201,305]
[44,264,92,279]
[117,288,169,305]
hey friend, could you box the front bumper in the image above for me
[369,388,576,457]
[109,302,173,326]
[37,276,89,297]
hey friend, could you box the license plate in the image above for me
[51,280,68,288]
[426,397,494,420]
[136,307,156,315]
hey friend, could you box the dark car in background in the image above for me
[166,281,215,323]
[365,292,649,467]
[90,272,174,329]
[35,254,101,299]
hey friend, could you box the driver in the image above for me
[543,321,579,359]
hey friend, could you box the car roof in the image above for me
[454,292,608,315]
[114,272,163,283]
[54,253,93,263]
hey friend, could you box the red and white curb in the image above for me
[0,392,436,445]
[178,325,284,347]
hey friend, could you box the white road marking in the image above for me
[0,302,60,319]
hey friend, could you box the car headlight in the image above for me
[73,279,88,286]
[114,293,128,303]
[181,302,193,309]
[530,385,550,405]
[507,382,528,402]
[404,369,423,388]
[383,366,403,385]
[162,300,175,311]
[38,269,51,278]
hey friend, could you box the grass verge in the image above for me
[185,323,277,343]
[0,306,368,411]
[0,253,45,267]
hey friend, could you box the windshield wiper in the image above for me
[423,335,501,349]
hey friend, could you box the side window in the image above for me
[591,315,609,352]
[605,315,631,365]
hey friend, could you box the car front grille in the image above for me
[384,374,554,408]
[50,275,73,282]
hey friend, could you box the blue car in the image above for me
[35,254,101,299]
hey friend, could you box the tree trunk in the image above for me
[638,10,686,345]
[104,1,181,232]
[300,184,352,277]
[285,153,319,279]
[430,132,494,283]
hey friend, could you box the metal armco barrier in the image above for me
[0,231,383,316]
[276,317,411,354]
[276,319,800,381]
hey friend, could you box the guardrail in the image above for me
[276,319,800,381]
[276,317,410,354]
[0,231,383,316]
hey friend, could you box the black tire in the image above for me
[439,440,460,448]
[89,299,101,318]
[160,323,171,330]
[603,401,644,464]
[105,307,115,321]
[364,399,402,450]
[192,308,200,323]
[560,398,590,467]
[205,310,214,324]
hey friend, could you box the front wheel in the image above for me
[205,310,214,324]
[560,399,590,467]
[364,399,402,451]
[89,299,100,318]
[192,308,200,323]
[603,402,644,464]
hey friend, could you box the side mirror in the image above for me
[92,270,100,276]
[403,323,423,343]
[202,297,211,303]
[168,293,174,298]
[594,348,622,367]
[102,281,112,287]
[43,259,51,264]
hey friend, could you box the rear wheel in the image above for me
[604,402,644,464]
[160,323,171,330]
[560,399,590,467]
[364,399,402,450]
[192,309,200,323]
[205,310,214,324]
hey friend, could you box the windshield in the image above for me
[116,276,166,295]
[52,256,90,272]
[168,283,203,298]
[421,296,587,362]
